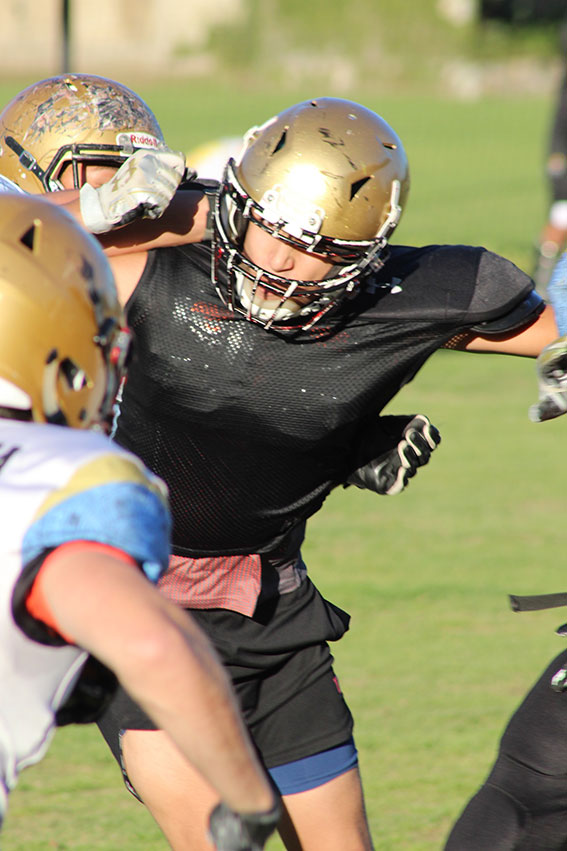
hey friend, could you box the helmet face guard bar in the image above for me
[45,142,145,190]
[212,226,366,333]
[211,243,350,331]
[6,138,162,191]
[212,245,356,333]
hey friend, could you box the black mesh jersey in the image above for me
[115,240,540,558]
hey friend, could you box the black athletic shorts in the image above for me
[97,576,354,771]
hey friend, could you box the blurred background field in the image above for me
[3,1,567,849]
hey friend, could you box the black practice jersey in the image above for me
[115,240,541,558]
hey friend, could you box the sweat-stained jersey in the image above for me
[113,237,542,615]
[0,420,170,823]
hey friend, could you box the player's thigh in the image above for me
[122,728,220,851]
[279,766,373,851]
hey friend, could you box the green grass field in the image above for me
[1,79,566,849]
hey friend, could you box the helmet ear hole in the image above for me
[0,194,126,428]
[59,358,88,392]
[42,357,89,425]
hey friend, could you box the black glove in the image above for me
[208,800,281,851]
[346,414,441,496]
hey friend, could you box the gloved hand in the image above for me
[79,148,186,233]
[208,800,281,851]
[346,414,441,495]
[529,335,567,422]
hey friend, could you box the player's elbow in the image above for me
[118,615,189,679]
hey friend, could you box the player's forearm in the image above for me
[44,187,208,255]
[114,614,276,814]
[41,551,274,813]
[99,190,208,254]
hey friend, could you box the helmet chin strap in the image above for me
[5,135,51,189]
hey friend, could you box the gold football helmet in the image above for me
[213,97,409,330]
[0,194,130,428]
[0,74,166,193]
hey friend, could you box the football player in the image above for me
[79,97,562,851]
[444,641,567,850]
[0,192,279,849]
[0,73,188,233]
[4,83,556,850]
[443,332,567,850]
[0,73,183,192]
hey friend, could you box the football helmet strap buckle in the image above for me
[4,135,49,188]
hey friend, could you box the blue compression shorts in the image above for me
[268,737,359,795]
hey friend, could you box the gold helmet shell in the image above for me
[0,193,130,428]
[238,97,409,245]
[214,97,409,330]
[0,74,166,193]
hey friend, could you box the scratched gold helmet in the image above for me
[213,97,409,330]
[0,74,166,193]
[0,194,130,428]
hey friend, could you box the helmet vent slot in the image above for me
[272,130,288,155]
[20,222,39,252]
[350,176,370,200]
[382,141,397,150]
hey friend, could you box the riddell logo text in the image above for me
[129,134,160,148]
[117,133,161,149]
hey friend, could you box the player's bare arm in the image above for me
[35,543,277,818]
[48,185,210,305]
[47,182,209,255]
[457,303,559,356]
